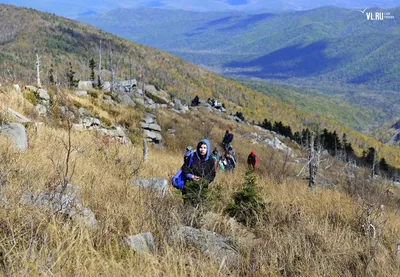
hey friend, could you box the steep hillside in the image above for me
[1,81,400,275]
[1,4,400,167]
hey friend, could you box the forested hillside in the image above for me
[78,6,400,91]
[1,4,400,167]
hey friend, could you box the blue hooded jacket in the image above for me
[182,139,216,183]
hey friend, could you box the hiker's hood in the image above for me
[251,151,255,155]
[196,139,211,161]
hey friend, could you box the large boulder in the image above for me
[118,94,136,107]
[37,88,50,101]
[175,226,239,269]
[77,81,93,91]
[140,122,162,132]
[20,183,97,228]
[0,123,28,151]
[132,178,169,196]
[144,130,162,142]
[124,232,155,254]
[7,108,31,123]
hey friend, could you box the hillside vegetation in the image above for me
[1,4,400,169]
[0,81,400,275]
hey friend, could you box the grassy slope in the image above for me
[0,85,399,275]
[1,4,400,168]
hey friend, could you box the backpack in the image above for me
[247,154,256,166]
[172,153,193,190]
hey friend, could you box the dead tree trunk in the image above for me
[309,135,316,187]
[143,139,148,162]
[36,54,41,87]
[97,40,102,88]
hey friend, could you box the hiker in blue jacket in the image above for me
[182,139,216,185]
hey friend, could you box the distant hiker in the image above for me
[211,147,220,160]
[228,145,235,158]
[247,150,258,169]
[211,147,223,172]
[191,94,200,107]
[222,129,234,152]
[182,139,216,188]
[224,152,236,172]
[184,145,193,163]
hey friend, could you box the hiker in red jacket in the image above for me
[247,151,258,169]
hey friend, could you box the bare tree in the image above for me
[97,40,103,88]
[36,53,42,87]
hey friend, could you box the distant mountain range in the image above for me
[2,0,399,18]
[78,6,400,92]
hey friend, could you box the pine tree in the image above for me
[89,58,96,83]
[48,64,55,85]
[66,62,78,89]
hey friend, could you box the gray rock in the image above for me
[75,90,88,97]
[81,117,101,128]
[124,232,155,254]
[20,183,97,228]
[143,130,162,142]
[7,108,31,123]
[0,123,28,151]
[12,84,21,95]
[118,94,136,107]
[25,85,37,92]
[102,82,111,92]
[173,99,183,110]
[132,178,169,196]
[98,127,131,145]
[142,113,156,124]
[261,137,294,156]
[77,81,93,91]
[175,226,238,269]
[35,104,47,116]
[133,98,145,105]
[37,89,50,101]
[140,122,162,132]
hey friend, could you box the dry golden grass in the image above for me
[0,88,399,276]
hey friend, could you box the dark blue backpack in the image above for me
[172,153,193,190]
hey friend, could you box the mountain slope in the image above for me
[2,4,400,167]
[78,6,400,90]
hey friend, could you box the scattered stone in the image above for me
[37,88,50,101]
[75,90,88,97]
[20,183,97,228]
[143,130,162,143]
[140,122,162,132]
[175,226,238,269]
[77,81,93,91]
[132,178,169,196]
[7,108,31,123]
[25,85,37,92]
[35,104,47,116]
[12,84,21,95]
[118,94,136,107]
[0,123,28,151]
[124,232,155,254]
[81,117,101,128]
[142,113,156,124]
